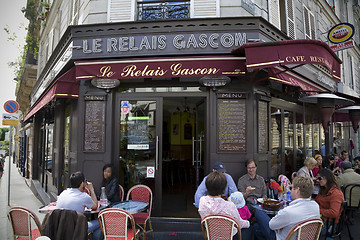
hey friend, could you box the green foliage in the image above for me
[0,128,9,141]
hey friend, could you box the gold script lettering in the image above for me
[170,63,219,76]
[97,66,116,78]
[285,55,306,63]
[121,65,167,77]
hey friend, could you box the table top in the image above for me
[249,202,285,216]
[110,200,148,214]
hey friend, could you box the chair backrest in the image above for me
[8,206,42,240]
[98,208,137,239]
[201,214,241,240]
[284,217,323,240]
[343,184,360,208]
[126,184,153,215]
[119,184,125,201]
[325,201,347,238]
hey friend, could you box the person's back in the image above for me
[57,188,93,213]
[337,161,360,207]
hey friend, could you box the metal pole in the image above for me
[7,126,12,206]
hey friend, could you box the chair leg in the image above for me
[148,218,154,238]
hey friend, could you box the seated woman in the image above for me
[297,157,317,179]
[198,172,252,239]
[315,168,344,224]
[101,164,121,203]
[322,154,340,176]
[312,154,323,177]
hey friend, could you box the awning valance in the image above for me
[232,39,342,81]
[75,56,246,80]
[268,67,326,92]
[24,68,78,121]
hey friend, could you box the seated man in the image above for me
[337,161,360,208]
[194,162,237,208]
[237,159,267,204]
[56,171,101,240]
[255,176,320,240]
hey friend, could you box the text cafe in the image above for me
[27,17,340,217]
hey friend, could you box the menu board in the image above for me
[217,94,246,152]
[258,101,269,152]
[84,95,106,151]
[126,117,150,150]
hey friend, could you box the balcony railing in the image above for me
[137,0,190,21]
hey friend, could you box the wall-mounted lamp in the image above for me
[199,76,231,91]
[91,78,120,93]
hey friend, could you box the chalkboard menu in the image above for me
[84,95,106,151]
[217,93,246,152]
[258,101,269,152]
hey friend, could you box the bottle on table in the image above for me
[99,187,108,208]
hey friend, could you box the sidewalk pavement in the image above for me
[0,157,45,240]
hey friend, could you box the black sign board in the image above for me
[84,96,106,151]
[217,94,246,152]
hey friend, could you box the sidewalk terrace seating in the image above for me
[8,206,42,240]
[126,184,154,240]
[201,214,241,240]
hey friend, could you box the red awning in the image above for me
[232,39,342,81]
[268,67,326,92]
[75,56,245,80]
[24,68,79,121]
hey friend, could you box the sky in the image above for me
[0,0,28,127]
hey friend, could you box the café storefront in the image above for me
[25,17,342,217]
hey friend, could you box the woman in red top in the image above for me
[312,154,323,177]
[315,168,344,223]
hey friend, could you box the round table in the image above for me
[110,200,148,214]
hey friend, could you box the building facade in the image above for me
[15,0,360,217]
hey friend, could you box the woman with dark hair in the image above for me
[315,168,344,223]
[101,164,121,203]
[198,172,251,239]
[322,154,340,175]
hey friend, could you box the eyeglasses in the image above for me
[247,167,257,170]
[317,177,323,181]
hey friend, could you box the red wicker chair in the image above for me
[284,217,323,240]
[7,206,42,240]
[126,184,153,240]
[98,208,140,240]
[201,214,241,240]
[119,184,124,201]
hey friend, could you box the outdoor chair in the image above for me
[7,206,42,240]
[323,201,352,240]
[126,184,153,240]
[119,184,124,201]
[98,208,139,240]
[343,184,360,220]
[201,214,241,240]
[284,217,323,240]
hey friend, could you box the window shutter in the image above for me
[108,0,135,22]
[309,12,315,39]
[286,0,295,39]
[47,29,54,59]
[269,0,281,30]
[303,6,310,39]
[191,0,219,18]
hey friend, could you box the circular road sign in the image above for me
[4,100,19,113]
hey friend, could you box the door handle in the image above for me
[156,136,159,170]
[192,136,195,166]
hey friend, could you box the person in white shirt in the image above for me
[254,176,320,240]
[57,171,101,240]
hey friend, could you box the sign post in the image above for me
[3,100,19,206]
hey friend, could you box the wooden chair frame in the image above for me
[7,206,42,240]
[284,217,323,240]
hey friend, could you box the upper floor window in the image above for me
[137,0,190,21]
[269,0,295,39]
[303,6,315,39]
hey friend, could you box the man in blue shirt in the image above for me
[193,162,237,208]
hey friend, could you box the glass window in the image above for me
[137,0,190,21]
[271,107,282,178]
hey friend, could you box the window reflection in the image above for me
[122,87,201,93]
[271,108,282,178]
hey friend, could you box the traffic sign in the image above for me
[2,113,19,125]
[4,100,19,113]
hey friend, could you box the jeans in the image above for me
[254,210,276,240]
[88,219,102,240]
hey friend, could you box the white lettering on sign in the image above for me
[81,33,247,54]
